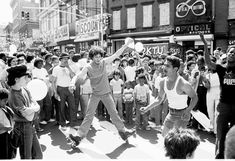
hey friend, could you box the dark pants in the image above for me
[125,101,134,124]
[51,95,60,122]
[215,102,235,159]
[74,81,81,116]
[57,86,78,127]
[14,122,43,159]
[0,132,16,159]
[37,91,52,122]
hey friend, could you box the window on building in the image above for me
[229,0,235,19]
[159,3,170,26]
[127,7,136,29]
[113,10,121,30]
[143,4,152,28]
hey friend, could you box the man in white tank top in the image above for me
[140,56,198,137]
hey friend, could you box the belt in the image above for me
[169,107,187,113]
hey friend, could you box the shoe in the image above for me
[48,118,56,122]
[60,126,67,131]
[144,126,151,131]
[69,134,82,147]
[40,121,47,125]
[118,130,135,141]
[36,128,44,132]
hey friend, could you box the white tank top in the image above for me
[164,76,188,110]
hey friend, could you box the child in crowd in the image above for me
[164,128,200,159]
[133,74,150,130]
[110,69,124,120]
[123,81,134,124]
[0,88,16,159]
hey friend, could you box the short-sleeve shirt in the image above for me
[134,84,150,102]
[52,66,71,87]
[110,78,124,94]
[86,60,111,95]
[216,64,235,104]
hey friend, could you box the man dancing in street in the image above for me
[69,39,135,147]
[140,55,198,137]
[199,33,235,159]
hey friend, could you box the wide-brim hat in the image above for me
[59,53,69,60]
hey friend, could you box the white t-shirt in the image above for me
[52,66,71,87]
[134,84,150,102]
[110,78,124,94]
[32,67,48,80]
[124,66,137,82]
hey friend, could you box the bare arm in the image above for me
[140,79,165,113]
[70,66,88,87]
[199,32,216,70]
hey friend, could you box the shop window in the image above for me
[159,2,169,26]
[143,5,152,28]
[229,0,235,19]
[113,10,121,30]
[127,7,136,29]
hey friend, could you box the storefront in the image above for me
[74,14,108,52]
[173,0,214,55]
[55,24,76,52]
[109,29,173,58]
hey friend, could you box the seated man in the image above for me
[164,128,200,159]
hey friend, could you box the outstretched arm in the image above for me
[104,38,134,64]
[199,32,216,70]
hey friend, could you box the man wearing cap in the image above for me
[200,33,235,159]
[7,65,43,159]
[51,53,77,129]
[68,39,135,148]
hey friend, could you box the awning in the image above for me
[109,29,172,39]
[174,34,214,41]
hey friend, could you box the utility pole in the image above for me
[100,0,103,47]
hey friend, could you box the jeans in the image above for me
[135,102,149,128]
[215,102,235,159]
[37,91,52,122]
[162,108,189,137]
[14,122,43,159]
[57,86,78,127]
[113,93,123,119]
[77,92,125,137]
[80,94,91,117]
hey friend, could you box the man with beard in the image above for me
[200,33,235,159]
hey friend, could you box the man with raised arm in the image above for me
[140,55,198,137]
[68,39,135,148]
[199,33,235,159]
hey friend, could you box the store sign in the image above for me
[174,0,212,25]
[175,23,212,35]
[176,0,206,18]
[142,43,168,57]
[75,14,107,42]
[54,24,69,42]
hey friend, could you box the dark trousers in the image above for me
[14,122,43,159]
[74,81,81,116]
[51,95,60,122]
[57,86,78,126]
[0,132,16,159]
[215,102,235,159]
[124,101,134,124]
[37,91,52,122]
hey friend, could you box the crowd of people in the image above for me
[0,33,235,159]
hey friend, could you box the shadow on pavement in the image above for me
[136,128,161,144]
[106,142,135,159]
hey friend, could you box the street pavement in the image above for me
[15,117,216,160]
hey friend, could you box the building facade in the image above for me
[108,0,174,57]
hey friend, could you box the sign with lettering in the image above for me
[75,14,108,42]
[142,43,168,58]
[54,24,69,42]
[174,0,212,25]
[174,23,212,35]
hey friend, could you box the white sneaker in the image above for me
[60,126,67,131]
[48,118,56,122]
[40,121,47,125]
